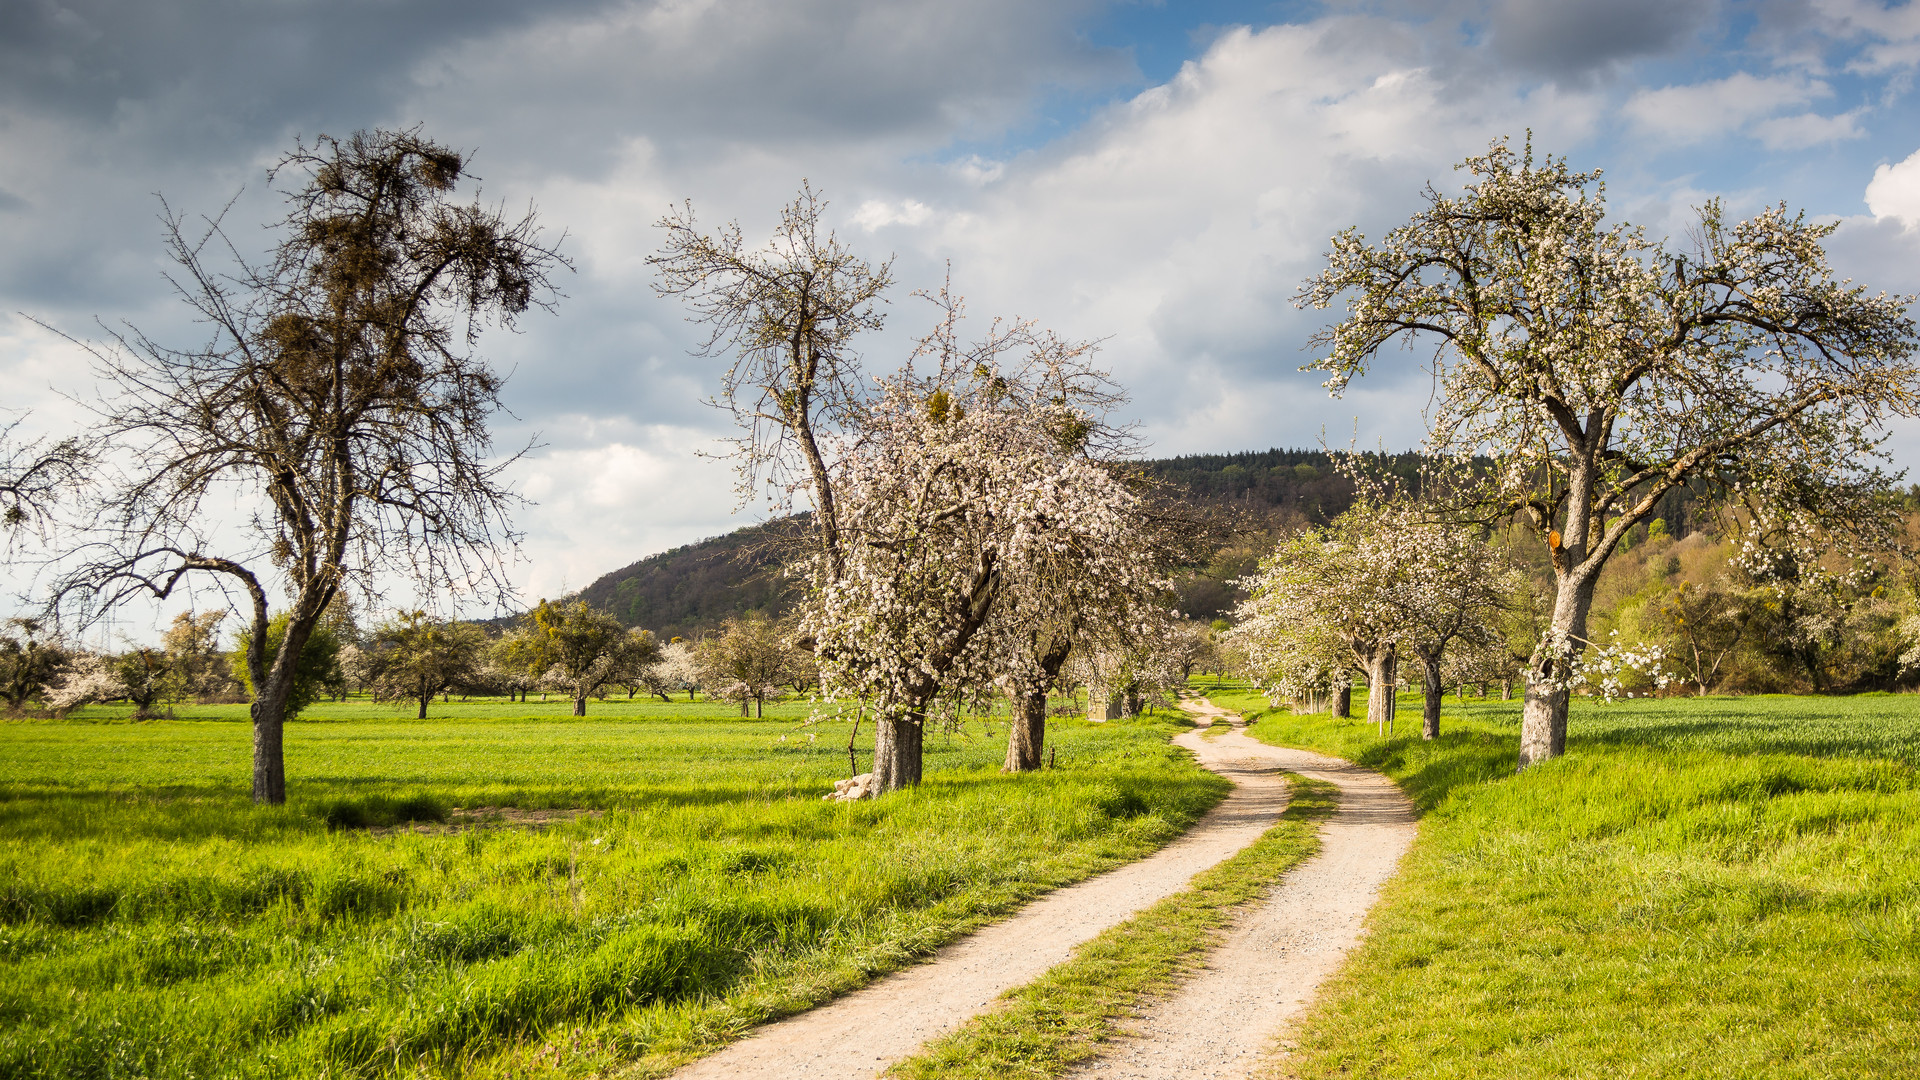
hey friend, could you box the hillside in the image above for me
[575,518,798,641]
[574,448,1714,635]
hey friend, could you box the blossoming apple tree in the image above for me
[1299,140,1920,768]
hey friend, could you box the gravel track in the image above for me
[668,699,1411,1080]
[1066,700,1417,1079]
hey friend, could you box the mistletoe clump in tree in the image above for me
[1300,140,1919,768]
[52,128,567,803]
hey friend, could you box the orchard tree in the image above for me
[693,614,794,717]
[650,183,891,575]
[363,611,489,719]
[799,302,1140,791]
[161,611,241,702]
[50,128,566,802]
[1301,140,1920,768]
[503,599,626,716]
[604,627,664,700]
[1231,511,1403,734]
[0,618,68,709]
[1368,511,1514,739]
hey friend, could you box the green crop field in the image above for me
[1205,683,1920,1079]
[0,695,1227,1079]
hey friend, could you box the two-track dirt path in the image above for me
[669,698,1413,1080]
[1065,700,1417,1079]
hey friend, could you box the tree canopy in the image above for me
[1299,139,1920,768]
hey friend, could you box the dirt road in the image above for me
[669,699,1412,1080]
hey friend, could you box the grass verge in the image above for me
[886,774,1340,1080]
[0,700,1221,1080]
[1203,683,1920,1080]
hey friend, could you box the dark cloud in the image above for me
[1486,0,1717,76]
[0,0,615,146]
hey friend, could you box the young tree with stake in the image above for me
[1300,140,1920,768]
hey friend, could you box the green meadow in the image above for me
[1206,683,1920,1079]
[0,696,1225,1079]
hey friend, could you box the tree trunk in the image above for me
[1365,648,1396,736]
[573,693,587,717]
[250,694,287,805]
[871,711,923,793]
[1333,681,1351,718]
[1520,571,1599,770]
[755,696,763,719]
[1004,689,1046,772]
[417,695,428,720]
[1419,657,1443,740]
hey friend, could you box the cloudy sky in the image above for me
[7,0,1920,623]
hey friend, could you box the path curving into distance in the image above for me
[669,698,1413,1080]
[1064,699,1417,1079]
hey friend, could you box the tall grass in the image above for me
[0,698,1223,1079]
[1208,683,1920,1079]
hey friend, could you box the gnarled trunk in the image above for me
[1520,566,1600,770]
[871,711,924,792]
[573,693,587,717]
[1418,656,1443,740]
[1364,648,1397,736]
[1004,689,1047,772]
[1333,681,1351,718]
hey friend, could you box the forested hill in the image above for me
[575,518,796,641]
[575,448,1715,636]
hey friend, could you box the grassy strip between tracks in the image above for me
[888,774,1339,1080]
[1205,682,1920,1080]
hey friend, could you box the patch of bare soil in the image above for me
[372,807,605,837]
[668,699,1351,1080]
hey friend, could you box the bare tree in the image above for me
[0,413,88,545]
[650,183,891,577]
[50,128,567,803]
[1301,139,1920,768]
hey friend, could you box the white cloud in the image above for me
[1753,108,1868,149]
[1866,147,1920,226]
[504,422,744,601]
[1812,0,1920,72]
[852,199,935,231]
[1623,72,1831,141]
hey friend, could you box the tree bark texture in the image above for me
[871,712,924,792]
[1520,565,1600,770]
[1004,637,1071,773]
[1333,682,1351,718]
[1005,690,1047,772]
[573,694,587,717]
[1419,658,1443,740]
[250,697,286,805]
[1365,649,1397,736]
